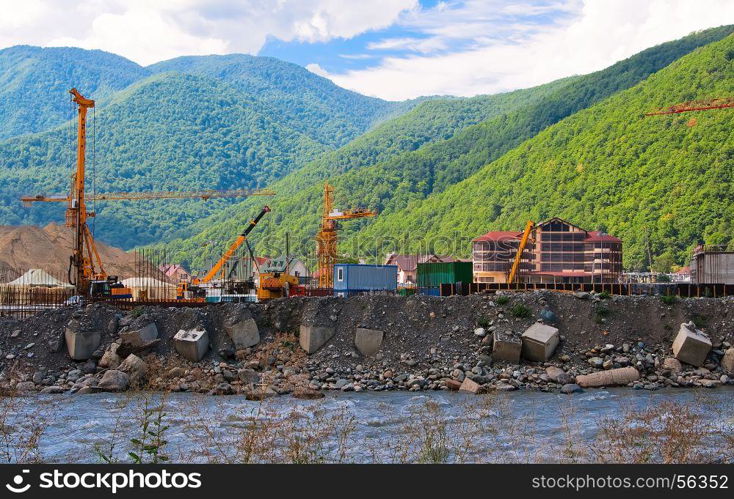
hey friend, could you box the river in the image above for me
[3,388,733,463]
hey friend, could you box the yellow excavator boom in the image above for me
[507,220,535,284]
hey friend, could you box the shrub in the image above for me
[495,295,510,305]
[510,304,531,318]
[660,295,676,305]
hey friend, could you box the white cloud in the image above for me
[320,0,734,100]
[305,62,329,77]
[0,0,417,66]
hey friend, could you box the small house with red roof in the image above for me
[472,218,622,284]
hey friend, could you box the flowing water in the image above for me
[3,388,733,463]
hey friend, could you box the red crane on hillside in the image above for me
[644,97,734,115]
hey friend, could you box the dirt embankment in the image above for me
[0,223,141,280]
[0,292,732,396]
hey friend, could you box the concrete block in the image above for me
[224,317,260,349]
[721,348,734,373]
[173,328,209,362]
[576,367,640,388]
[354,328,384,357]
[492,331,521,364]
[459,377,481,394]
[521,323,560,361]
[672,323,712,367]
[65,327,101,361]
[120,323,158,347]
[299,325,335,354]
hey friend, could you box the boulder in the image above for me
[237,368,261,385]
[64,324,101,361]
[293,388,325,400]
[354,328,384,357]
[672,322,712,367]
[224,313,260,349]
[444,379,463,391]
[118,354,147,386]
[98,370,129,392]
[299,325,335,354]
[576,367,640,388]
[721,348,734,373]
[521,323,560,361]
[662,357,683,373]
[98,342,121,369]
[118,323,160,358]
[459,377,482,394]
[173,328,210,362]
[546,366,573,385]
[560,383,582,394]
[492,331,521,363]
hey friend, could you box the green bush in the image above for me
[510,304,531,318]
[660,295,676,305]
[495,295,510,305]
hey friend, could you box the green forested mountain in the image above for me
[0,72,329,247]
[353,33,734,271]
[154,76,578,270]
[149,54,397,148]
[0,46,149,140]
[160,26,734,271]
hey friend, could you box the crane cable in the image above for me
[91,105,96,236]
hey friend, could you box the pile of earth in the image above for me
[0,292,732,397]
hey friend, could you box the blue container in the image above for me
[418,287,440,296]
[333,264,397,297]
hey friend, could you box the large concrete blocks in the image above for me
[576,367,640,388]
[173,328,209,362]
[492,331,521,364]
[224,316,260,349]
[299,325,335,354]
[672,322,712,367]
[521,323,560,361]
[65,326,101,361]
[354,328,383,357]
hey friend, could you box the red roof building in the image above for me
[472,218,622,284]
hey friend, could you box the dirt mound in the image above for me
[0,223,141,281]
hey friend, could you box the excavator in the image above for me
[507,220,535,284]
[177,206,271,300]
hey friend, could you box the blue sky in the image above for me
[1,0,733,99]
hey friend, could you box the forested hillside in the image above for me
[160,26,734,271]
[0,46,149,140]
[149,54,398,148]
[355,33,734,271]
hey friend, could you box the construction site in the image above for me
[0,87,732,401]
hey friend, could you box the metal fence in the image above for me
[439,281,734,298]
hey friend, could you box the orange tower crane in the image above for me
[21,88,274,296]
[315,183,376,288]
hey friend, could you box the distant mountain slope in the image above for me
[161,26,734,271]
[356,32,734,271]
[0,46,149,140]
[0,72,329,248]
[149,54,396,148]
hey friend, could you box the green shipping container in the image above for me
[417,262,473,288]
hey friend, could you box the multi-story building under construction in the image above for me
[472,218,622,284]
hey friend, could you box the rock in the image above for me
[98,343,121,369]
[573,291,590,300]
[64,324,101,361]
[672,322,712,367]
[299,325,335,354]
[81,359,97,374]
[560,383,582,394]
[224,312,260,349]
[474,327,486,337]
[237,368,261,385]
[212,383,233,395]
[721,348,734,373]
[245,386,277,401]
[15,381,36,392]
[98,370,129,392]
[459,377,481,394]
[444,379,463,391]
[576,367,640,388]
[521,323,559,361]
[587,357,604,368]
[173,328,209,362]
[40,386,64,394]
[354,328,384,357]
[118,354,146,386]
[495,382,516,391]
[293,388,325,400]
[492,331,521,364]
[166,367,186,379]
[662,357,683,373]
[539,308,558,324]
[545,366,573,384]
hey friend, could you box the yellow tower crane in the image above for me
[315,182,376,288]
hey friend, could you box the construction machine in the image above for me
[315,183,376,288]
[507,220,535,284]
[177,206,271,300]
[256,256,301,301]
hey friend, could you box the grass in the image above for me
[660,294,677,305]
[495,295,510,305]
[597,290,611,300]
[510,304,531,318]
